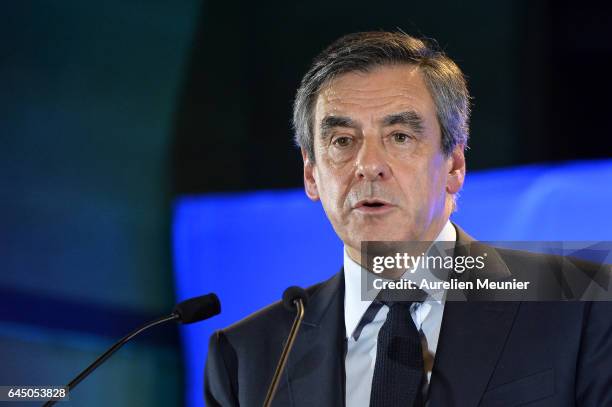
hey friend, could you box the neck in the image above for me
[345,219,451,268]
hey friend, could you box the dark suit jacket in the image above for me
[205,226,612,406]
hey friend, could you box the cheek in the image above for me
[400,156,447,208]
[427,161,449,206]
[314,166,348,211]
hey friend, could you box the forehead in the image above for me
[314,64,436,125]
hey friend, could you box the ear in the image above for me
[302,149,320,201]
[446,144,466,194]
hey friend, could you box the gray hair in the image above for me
[292,31,470,162]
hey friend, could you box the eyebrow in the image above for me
[381,111,425,134]
[319,111,425,141]
[319,115,357,140]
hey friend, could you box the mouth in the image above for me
[353,199,395,214]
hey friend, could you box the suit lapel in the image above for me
[283,271,345,406]
[428,224,520,406]
[428,300,520,406]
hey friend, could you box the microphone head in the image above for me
[173,293,221,324]
[282,286,309,312]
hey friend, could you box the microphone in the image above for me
[263,286,309,407]
[43,293,221,407]
[282,286,309,311]
[173,292,221,323]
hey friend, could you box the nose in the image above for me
[355,138,390,181]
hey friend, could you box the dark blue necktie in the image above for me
[369,300,424,407]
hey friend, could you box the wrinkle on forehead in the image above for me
[315,65,436,128]
[320,65,422,97]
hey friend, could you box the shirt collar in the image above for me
[343,220,457,339]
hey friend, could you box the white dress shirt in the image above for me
[344,220,456,407]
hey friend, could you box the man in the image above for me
[205,31,612,406]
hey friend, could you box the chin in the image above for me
[349,228,413,244]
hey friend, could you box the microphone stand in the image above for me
[263,298,305,407]
[42,313,179,407]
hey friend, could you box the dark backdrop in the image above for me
[173,0,612,194]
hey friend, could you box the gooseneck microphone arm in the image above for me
[263,299,304,407]
[263,287,309,407]
[42,314,180,407]
[43,293,221,407]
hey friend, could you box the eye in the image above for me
[392,133,411,144]
[332,136,353,148]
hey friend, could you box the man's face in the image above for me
[302,64,465,259]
